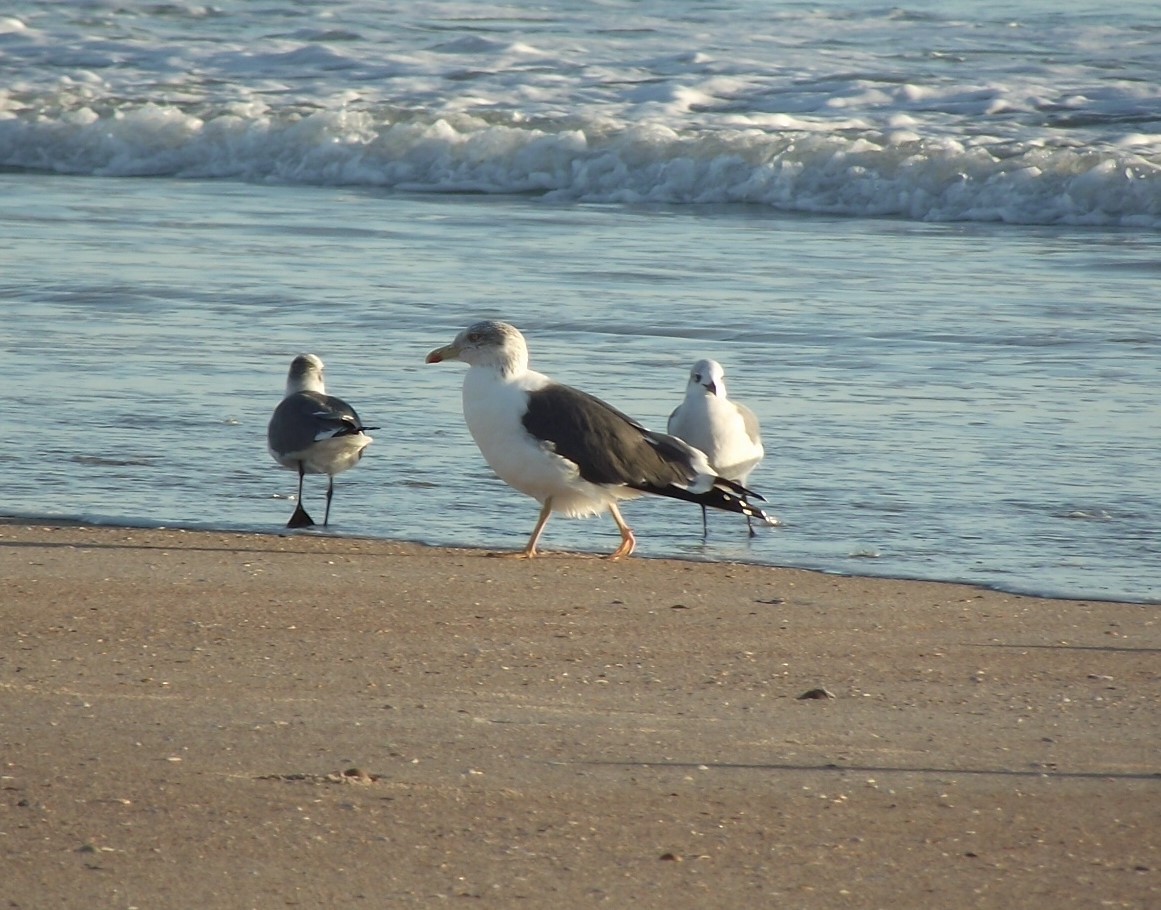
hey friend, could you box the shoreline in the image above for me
[3,514,1153,607]
[2,521,1158,908]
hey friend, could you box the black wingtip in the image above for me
[714,475,767,503]
[635,477,777,525]
[333,423,378,438]
[709,485,778,526]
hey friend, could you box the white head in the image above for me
[687,358,727,397]
[286,353,326,395]
[426,320,530,377]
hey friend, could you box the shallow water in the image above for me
[3,0,1159,601]
[2,174,1158,603]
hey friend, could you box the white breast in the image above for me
[674,395,763,484]
[461,367,634,517]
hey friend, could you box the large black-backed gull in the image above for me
[425,320,773,558]
[667,358,772,536]
[267,354,375,528]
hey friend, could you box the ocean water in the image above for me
[1,1,1159,603]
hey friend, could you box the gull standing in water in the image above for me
[668,358,772,536]
[425,320,773,558]
[267,354,375,529]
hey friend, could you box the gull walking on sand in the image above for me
[425,320,773,559]
[267,354,375,529]
[668,358,772,536]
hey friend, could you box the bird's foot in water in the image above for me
[286,503,316,529]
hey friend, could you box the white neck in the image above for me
[287,373,325,396]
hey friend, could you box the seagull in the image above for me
[668,358,770,536]
[267,353,375,529]
[425,320,774,558]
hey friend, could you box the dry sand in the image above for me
[1,521,1157,909]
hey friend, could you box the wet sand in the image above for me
[2,522,1157,908]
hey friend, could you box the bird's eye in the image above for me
[467,332,481,342]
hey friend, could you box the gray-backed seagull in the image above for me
[425,320,773,559]
[668,358,774,536]
[267,354,375,529]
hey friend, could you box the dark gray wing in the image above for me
[268,390,372,455]
[521,383,695,488]
[522,383,772,521]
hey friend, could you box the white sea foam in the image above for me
[2,1,1159,225]
[3,102,1158,226]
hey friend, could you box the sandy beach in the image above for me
[2,521,1157,909]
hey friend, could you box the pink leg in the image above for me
[607,503,636,559]
[513,498,553,559]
